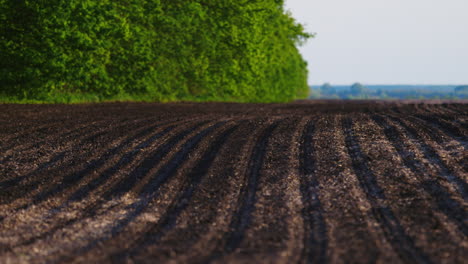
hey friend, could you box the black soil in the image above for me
[0,101,467,263]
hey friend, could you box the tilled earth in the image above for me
[0,101,466,263]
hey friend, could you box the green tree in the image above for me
[0,0,311,102]
[350,82,369,96]
[320,83,336,95]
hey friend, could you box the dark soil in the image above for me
[0,101,467,263]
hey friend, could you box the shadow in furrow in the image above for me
[1,120,120,189]
[13,121,201,247]
[56,122,224,263]
[0,121,103,184]
[0,152,66,190]
[371,115,467,236]
[422,181,467,236]
[0,119,141,205]
[28,122,170,205]
[342,119,385,200]
[399,117,446,145]
[1,119,106,164]
[298,121,328,264]
[0,120,65,153]
[382,115,467,200]
[68,124,179,203]
[111,124,240,261]
[204,122,278,263]
[342,117,431,264]
[415,115,467,145]
[396,115,467,173]
[103,121,209,199]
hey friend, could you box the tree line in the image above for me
[311,83,468,100]
[0,0,311,103]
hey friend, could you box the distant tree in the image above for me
[376,89,389,99]
[350,83,368,96]
[320,83,332,90]
[454,85,468,94]
[320,83,336,95]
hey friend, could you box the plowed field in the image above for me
[0,101,467,263]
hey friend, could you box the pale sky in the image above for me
[285,0,468,85]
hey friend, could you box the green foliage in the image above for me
[320,83,336,95]
[0,0,311,103]
[350,83,368,96]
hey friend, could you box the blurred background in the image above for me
[285,0,468,99]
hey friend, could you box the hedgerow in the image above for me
[0,0,311,103]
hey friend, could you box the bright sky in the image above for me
[285,0,468,85]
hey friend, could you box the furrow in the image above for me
[414,115,467,145]
[422,180,468,236]
[0,119,187,232]
[102,121,210,199]
[0,118,156,208]
[434,111,467,125]
[359,115,466,262]
[0,152,66,190]
[0,118,150,191]
[48,121,226,263]
[218,118,304,263]
[298,120,328,263]
[0,119,68,154]
[67,119,207,220]
[31,120,182,204]
[342,118,386,200]
[372,115,468,236]
[313,115,382,263]
[67,124,181,203]
[1,120,212,261]
[393,115,467,173]
[1,102,466,264]
[0,119,109,164]
[389,116,448,146]
[109,123,240,261]
[133,120,261,264]
[378,115,468,200]
[342,117,432,264]
[204,121,279,262]
[0,118,136,184]
[10,121,184,247]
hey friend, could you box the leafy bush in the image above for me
[0,0,311,103]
